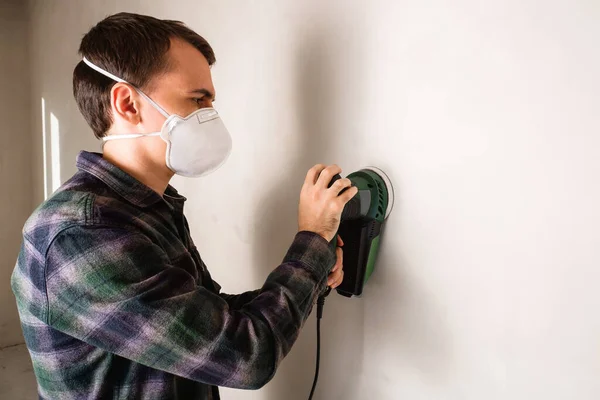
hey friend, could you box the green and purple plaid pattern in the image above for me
[11,151,335,400]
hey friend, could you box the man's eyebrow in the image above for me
[188,88,216,100]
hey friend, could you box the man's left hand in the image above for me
[327,235,345,289]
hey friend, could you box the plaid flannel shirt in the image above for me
[11,151,336,400]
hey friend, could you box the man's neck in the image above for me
[102,147,173,196]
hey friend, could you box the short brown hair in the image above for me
[73,12,216,139]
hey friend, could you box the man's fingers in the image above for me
[336,270,345,287]
[316,164,342,188]
[329,247,343,285]
[331,178,352,196]
[327,269,343,286]
[304,164,326,186]
[332,246,343,272]
[329,270,345,288]
[337,235,344,247]
[339,185,359,203]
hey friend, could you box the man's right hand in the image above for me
[298,164,359,243]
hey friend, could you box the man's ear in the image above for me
[110,83,141,125]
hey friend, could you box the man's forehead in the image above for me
[164,39,214,92]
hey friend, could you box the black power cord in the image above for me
[309,172,345,399]
[308,286,331,400]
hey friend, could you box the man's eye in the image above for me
[193,97,215,107]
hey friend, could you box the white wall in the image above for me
[27,1,600,399]
[0,0,32,348]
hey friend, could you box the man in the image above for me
[11,12,357,400]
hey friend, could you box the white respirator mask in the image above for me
[83,57,232,178]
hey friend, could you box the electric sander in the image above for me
[309,167,394,400]
[328,166,394,297]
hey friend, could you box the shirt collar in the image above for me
[76,151,186,208]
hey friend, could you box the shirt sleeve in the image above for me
[217,288,262,310]
[44,225,335,389]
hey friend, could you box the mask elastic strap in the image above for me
[102,132,161,142]
[82,57,170,119]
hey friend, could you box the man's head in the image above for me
[73,12,219,182]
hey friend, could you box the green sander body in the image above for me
[328,167,394,298]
